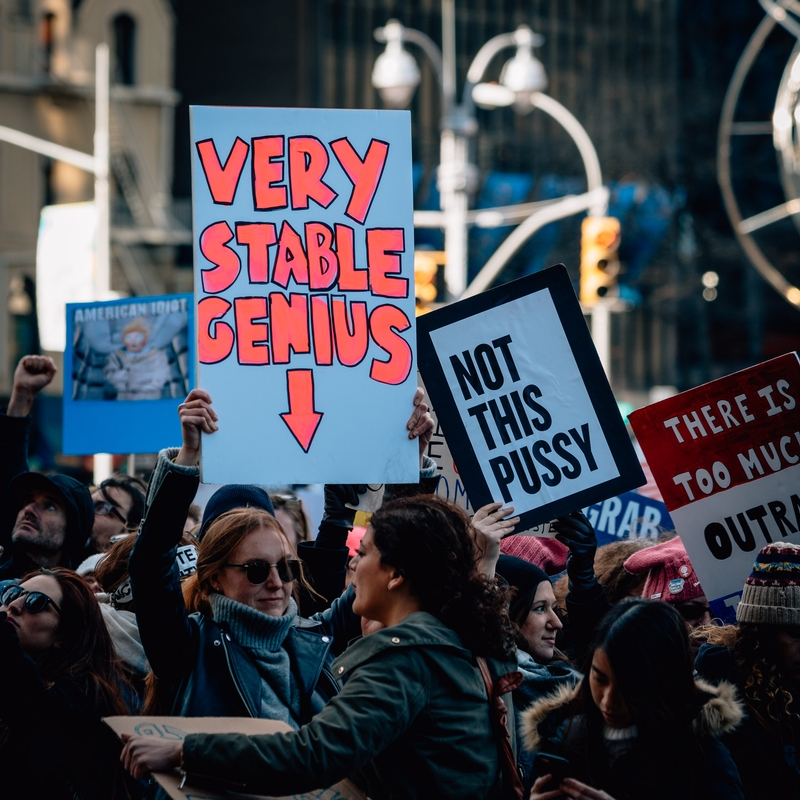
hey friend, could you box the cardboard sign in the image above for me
[104,716,368,800]
[584,490,674,548]
[629,353,800,620]
[63,294,194,454]
[417,265,644,531]
[190,106,417,485]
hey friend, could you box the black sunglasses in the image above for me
[94,500,127,525]
[223,558,301,585]
[0,584,61,615]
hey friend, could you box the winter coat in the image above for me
[180,612,516,800]
[0,618,126,800]
[128,449,361,720]
[513,649,581,793]
[696,642,800,800]
[521,678,745,800]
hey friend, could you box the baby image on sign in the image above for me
[71,297,191,402]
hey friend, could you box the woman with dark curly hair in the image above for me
[0,567,131,799]
[122,495,519,800]
[695,542,800,799]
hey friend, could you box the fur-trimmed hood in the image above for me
[521,678,744,753]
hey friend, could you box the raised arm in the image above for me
[127,390,213,682]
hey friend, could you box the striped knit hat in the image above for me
[736,542,800,625]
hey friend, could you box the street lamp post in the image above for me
[372,5,607,302]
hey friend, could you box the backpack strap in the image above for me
[477,656,524,800]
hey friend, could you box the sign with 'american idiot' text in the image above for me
[417,265,644,531]
[190,106,418,484]
[629,353,800,619]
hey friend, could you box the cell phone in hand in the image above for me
[533,751,571,789]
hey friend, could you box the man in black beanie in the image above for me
[0,356,94,580]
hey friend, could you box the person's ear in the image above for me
[387,572,405,592]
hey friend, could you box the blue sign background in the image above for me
[63,293,194,455]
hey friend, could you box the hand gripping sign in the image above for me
[628,353,800,619]
[190,107,417,484]
[417,265,644,531]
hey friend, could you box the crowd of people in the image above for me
[1,353,798,800]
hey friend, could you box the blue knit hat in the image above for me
[197,484,275,541]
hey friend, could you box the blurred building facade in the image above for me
[3,0,800,421]
[0,0,189,394]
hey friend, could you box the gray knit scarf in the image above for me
[209,594,301,728]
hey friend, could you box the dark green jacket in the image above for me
[182,611,515,799]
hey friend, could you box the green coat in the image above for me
[182,611,513,799]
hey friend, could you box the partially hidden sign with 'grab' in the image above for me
[417,265,645,531]
[191,106,418,484]
[629,353,800,620]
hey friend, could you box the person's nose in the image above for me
[6,597,25,617]
[265,565,283,589]
[546,608,563,631]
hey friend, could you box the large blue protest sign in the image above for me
[584,490,674,547]
[190,106,418,484]
[418,265,645,531]
[63,294,194,455]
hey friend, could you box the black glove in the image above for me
[552,510,598,595]
[322,484,366,528]
[314,484,366,550]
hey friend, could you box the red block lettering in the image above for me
[335,224,368,291]
[236,223,277,284]
[288,136,337,210]
[252,136,288,211]
[306,222,339,291]
[234,297,270,365]
[369,304,412,385]
[272,221,309,289]
[330,138,389,225]
[310,295,333,366]
[198,297,234,364]
[200,222,240,294]
[331,296,368,367]
[196,137,249,205]
[367,228,408,298]
[270,293,311,364]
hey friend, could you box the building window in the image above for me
[113,13,135,85]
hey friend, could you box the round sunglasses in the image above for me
[0,584,61,615]
[223,558,301,585]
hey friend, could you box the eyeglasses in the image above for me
[0,584,61,615]
[94,500,126,525]
[675,602,712,622]
[223,559,301,585]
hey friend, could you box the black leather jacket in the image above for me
[128,450,360,721]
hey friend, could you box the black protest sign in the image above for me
[417,264,644,530]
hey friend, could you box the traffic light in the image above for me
[580,216,621,307]
[414,250,445,315]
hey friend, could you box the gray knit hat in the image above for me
[736,542,800,625]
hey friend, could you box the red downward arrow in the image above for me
[280,369,323,453]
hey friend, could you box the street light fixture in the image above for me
[371,20,421,109]
[372,10,605,302]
